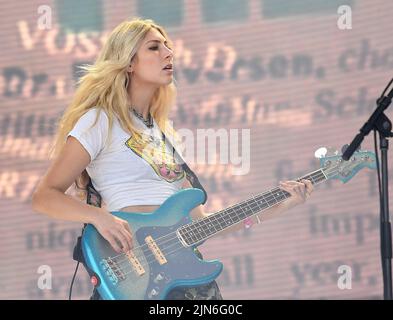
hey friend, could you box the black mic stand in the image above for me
[342,86,393,300]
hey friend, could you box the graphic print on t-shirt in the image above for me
[125,131,185,183]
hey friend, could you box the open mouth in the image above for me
[163,63,173,70]
[163,66,173,74]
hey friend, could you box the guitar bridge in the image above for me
[100,257,126,285]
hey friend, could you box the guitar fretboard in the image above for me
[178,168,328,246]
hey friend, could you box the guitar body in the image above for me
[81,188,223,300]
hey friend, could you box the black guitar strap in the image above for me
[161,130,208,205]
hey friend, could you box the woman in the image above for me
[32,18,313,300]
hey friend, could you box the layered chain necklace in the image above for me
[131,108,154,128]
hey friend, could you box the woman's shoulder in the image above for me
[77,107,111,126]
[84,107,110,119]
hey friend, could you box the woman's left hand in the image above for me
[278,179,314,209]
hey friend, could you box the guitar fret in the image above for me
[222,214,230,227]
[279,190,290,200]
[224,209,236,225]
[197,221,208,240]
[225,211,234,226]
[203,220,214,239]
[225,208,239,224]
[193,221,203,241]
[189,224,200,243]
[251,194,262,212]
[238,205,248,221]
[214,213,223,230]
[234,206,245,223]
[238,206,247,219]
[179,226,186,242]
[264,197,272,207]
[248,201,259,212]
[244,201,254,216]
[280,189,288,201]
[192,224,201,243]
[207,215,219,234]
[180,226,191,245]
[199,219,209,233]
[186,226,195,244]
[205,217,218,236]
[271,190,278,204]
[208,215,220,233]
[256,194,269,210]
[266,192,277,206]
[227,208,237,225]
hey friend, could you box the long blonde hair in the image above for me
[49,17,178,200]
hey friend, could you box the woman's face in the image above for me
[129,29,174,87]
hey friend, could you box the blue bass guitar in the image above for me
[81,148,376,299]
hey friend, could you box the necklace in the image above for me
[132,108,154,128]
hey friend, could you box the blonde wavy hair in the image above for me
[49,17,178,201]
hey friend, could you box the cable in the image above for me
[68,261,80,300]
[374,130,382,214]
[379,77,393,99]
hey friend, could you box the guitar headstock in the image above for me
[314,146,376,183]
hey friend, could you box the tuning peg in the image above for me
[341,144,349,154]
[314,147,327,158]
[326,146,338,156]
[315,146,340,158]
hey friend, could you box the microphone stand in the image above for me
[342,84,393,300]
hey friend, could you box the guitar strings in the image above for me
[107,166,338,271]
[109,184,295,263]
[117,196,298,279]
[110,166,330,264]
[117,167,339,279]
[106,166,341,277]
[109,171,325,268]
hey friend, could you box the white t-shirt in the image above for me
[67,108,186,211]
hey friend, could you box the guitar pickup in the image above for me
[145,235,167,265]
[125,251,145,276]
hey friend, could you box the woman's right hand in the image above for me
[93,210,133,253]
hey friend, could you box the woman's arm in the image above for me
[32,136,133,253]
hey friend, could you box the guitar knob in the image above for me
[148,287,160,299]
[154,273,164,283]
[342,170,350,177]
